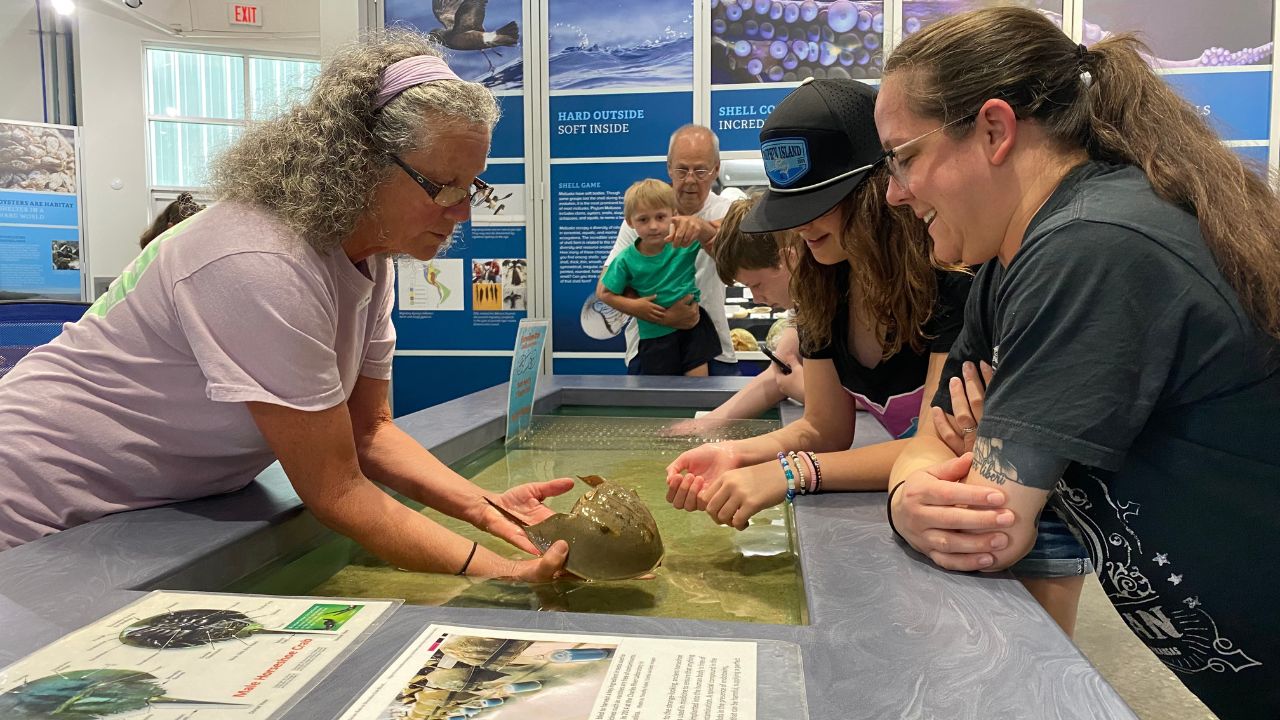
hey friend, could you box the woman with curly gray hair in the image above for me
[0,30,569,582]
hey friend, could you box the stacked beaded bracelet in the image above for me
[777,452,797,501]
[789,451,808,496]
[806,451,823,493]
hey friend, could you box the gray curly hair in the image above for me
[210,28,500,253]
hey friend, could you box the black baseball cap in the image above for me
[742,78,884,233]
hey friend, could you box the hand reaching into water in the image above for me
[665,443,741,511]
[701,462,789,530]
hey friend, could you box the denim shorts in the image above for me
[1009,505,1094,578]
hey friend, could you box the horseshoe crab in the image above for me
[486,475,664,581]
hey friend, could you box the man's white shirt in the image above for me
[604,190,741,366]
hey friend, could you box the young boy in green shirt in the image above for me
[599,179,721,375]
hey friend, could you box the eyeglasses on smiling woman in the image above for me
[882,113,976,188]
[389,155,508,214]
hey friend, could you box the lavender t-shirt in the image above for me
[0,202,396,548]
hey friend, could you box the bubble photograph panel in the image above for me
[901,0,1064,38]
[711,0,885,85]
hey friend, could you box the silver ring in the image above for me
[960,426,977,434]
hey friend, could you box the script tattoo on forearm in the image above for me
[973,437,1018,486]
[971,436,1066,491]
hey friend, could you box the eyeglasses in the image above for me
[390,155,507,214]
[669,167,716,180]
[883,114,976,189]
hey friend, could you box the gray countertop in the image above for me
[0,375,1134,719]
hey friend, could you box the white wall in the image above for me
[1,3,48,124]
[76,1,337,283]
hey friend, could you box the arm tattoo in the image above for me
[972,437,1017,485]
[971,436,1068,491]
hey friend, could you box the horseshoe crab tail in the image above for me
[484,497,531,527]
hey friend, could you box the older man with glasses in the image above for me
[597,124,743,376]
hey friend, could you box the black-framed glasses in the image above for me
[883,113,976,188]
[389,155,507,214]
[669,167,716,180]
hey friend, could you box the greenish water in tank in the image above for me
[233,414,806,625]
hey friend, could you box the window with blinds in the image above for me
[145,48,319,189]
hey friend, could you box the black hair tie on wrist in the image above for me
[455,541,478,576]
[885,483,907,543]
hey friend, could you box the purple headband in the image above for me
[372,55,462,110]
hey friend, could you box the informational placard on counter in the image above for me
[0,591,397,719]
[337,623,758,720]
[506,318,548,444]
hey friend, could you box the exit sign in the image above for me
[229,4,261,26]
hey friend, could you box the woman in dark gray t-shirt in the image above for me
[879,8,1280,719]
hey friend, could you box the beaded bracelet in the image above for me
[795,451,819,494]
[805,451,823,493]
[777,452,797,502]
[788,451,809,496]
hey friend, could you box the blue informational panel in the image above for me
[492,94,525,159]
[393,221,528,351]
[711,86,793,151]
[1234,145,1270,164]
[546,0,694,372]
[1162,71,1273,142]
[549,160,665,354]
[0,120,83,300]
[549,93,692,158]
[392,355,514,417]
[383,2,533,407]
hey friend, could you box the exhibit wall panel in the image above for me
[1079,0,1276,169]
[384,0,536,412]
[544,0,696,375]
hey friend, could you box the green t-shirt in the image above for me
[601,241,702,340]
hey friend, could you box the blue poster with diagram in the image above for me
[549,160,665,354]
[0,120,83,300]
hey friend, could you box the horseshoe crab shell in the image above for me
[487,475,664,581]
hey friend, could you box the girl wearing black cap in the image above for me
[877,8,1280,717]
[666,76,1090,636]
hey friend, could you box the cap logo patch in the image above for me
[761,138,810,188]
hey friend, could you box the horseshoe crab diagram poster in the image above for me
[0,591,396,719]
[337,624,757,720]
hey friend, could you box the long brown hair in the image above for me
[139,192,204,249]
[789,169,940,358]
[885,6,1280,340]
